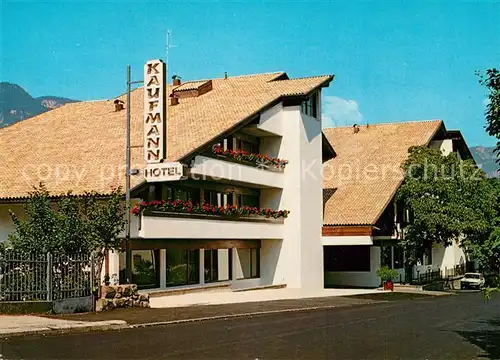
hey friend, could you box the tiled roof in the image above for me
[322,120,443,226]
[0,72,332,200]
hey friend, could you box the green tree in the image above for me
[396,146,496,270]
[7,185,126,282]
[476,68,500,164]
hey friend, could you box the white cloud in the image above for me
[322,95,363,128]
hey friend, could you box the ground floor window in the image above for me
[378,243,405,270]
[237,248,259,279]
[324,246,371,272]
[418,247,432,266]
[119,250,160,289]
[393,246,404,269]
[166,249,200,287]
[204,249,231,283]
[381,245,392,268]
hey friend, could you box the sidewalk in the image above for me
[0,315,126,336]
[149,287,381,308]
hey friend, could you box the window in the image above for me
[425,247,432,265]
[324,246,371,272]
[301,92,318,118]
[381,245,392,269]
[119,250,159,289]
[238,139,258,154]
[236,194,259,208]
[418,247,432,266]
[163,186,199,204]
[237,248,260,279]
[204,190,220,206]
[393,246,404,269]
[204,249,231,283]
[166,249,199,287]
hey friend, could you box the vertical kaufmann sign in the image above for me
[144,59,166,163]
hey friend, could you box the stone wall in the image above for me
[96,284,150,312]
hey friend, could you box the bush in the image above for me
[377,266,399,282]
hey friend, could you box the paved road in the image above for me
[2,292,499,360]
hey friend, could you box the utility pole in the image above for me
[125,65,143,284]
[125,65,132,284]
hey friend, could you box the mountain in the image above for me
[0,82,78,127]
[470,146,500,178]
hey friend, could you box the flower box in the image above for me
[212,145,288,171]
[133,200,290,220]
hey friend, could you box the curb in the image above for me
[0,320,128,338]
[130,305,345,328]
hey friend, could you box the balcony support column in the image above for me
[199,249,205,285]
[159,249,167,288]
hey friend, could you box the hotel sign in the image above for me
[144,162,187,182]
[144,59,166,164]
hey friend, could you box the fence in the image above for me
[397,264,470,285]
[0,252,94,302]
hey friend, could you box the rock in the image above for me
[123,286,132,297]
[125,299,133,307]
[113,298,126,308]
[133,300,140,307]
[132,294,139,300]
[117,286,124,294]
[101,286,117,299]
[115,292,122,299]
[139,293,149,302]
[95,299,107,312]
[131,284,138,293]
[140,301,149,308]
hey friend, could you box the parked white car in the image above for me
[460,273,485,290]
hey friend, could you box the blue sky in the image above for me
[2,0,499,146]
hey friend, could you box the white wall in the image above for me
[324,246,381,288]
[430,139,454,156]
[0,203,24,243]
[257,102,284,136]
[413,240,467,277]
[258,101,324,290]
[139,215,284,239]
[260,239,284,285]
[322,236,373,246]
[231,248,261,289]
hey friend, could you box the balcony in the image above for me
[189,155,284,188]
[137,211,284,239]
